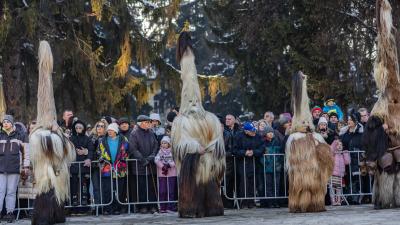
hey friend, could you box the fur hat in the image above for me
[161,136,171,144]
[107,123,119,134]
[3,114,14,125]
[318,117,328,125]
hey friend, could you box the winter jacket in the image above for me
[69,120,94,174]
[331,151,351,177]
[340,124,364,173]
[0,129,29,174]
[97,134,129,178]
[233,131,265,176]
[323,104,344,121]
[128,126,158,175]
[223,124,241,158]
[261,137,284,173]
[154,147,177,177]
[120,128,132,140]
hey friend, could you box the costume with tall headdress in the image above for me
[285,71,334,213]
[171,31,225,218]
[362,0,400,209]
[30,41,76,224]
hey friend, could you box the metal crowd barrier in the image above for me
[221,151,373,207]
[16,160,113,219]
[14,150,374,219]
[114,159,178,212]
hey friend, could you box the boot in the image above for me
[4,212,15,223]
[72,195,79,206]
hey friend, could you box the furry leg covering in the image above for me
[31,189,65,225]
[373,171,400,209]
[178,153,224,218]
[287,134,333,213]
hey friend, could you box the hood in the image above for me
[71,119,87,136]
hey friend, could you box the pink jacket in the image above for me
[330,140,350,177]
[154,148,177,177]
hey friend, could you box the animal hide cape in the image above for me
[171,32,225,218]
[285,72,333,213]
[364,0,400,209]
[30,41,76,225]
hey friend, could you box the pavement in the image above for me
[10,205,400,225]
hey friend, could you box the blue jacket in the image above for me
[323,104,344,121]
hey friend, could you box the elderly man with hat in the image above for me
[128,115,159,214]
[233,122,265,209]
[0,115,29,222]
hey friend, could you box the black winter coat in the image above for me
[70,120,94,174]
[233,131,265,176]
[128,126,158,175]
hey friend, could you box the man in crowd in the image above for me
[328,112,339,131]
[358,108,369,127]
[128,115,158,214]
[222,114,241,208]
[311,106,322,126]
[58,109,74,135]
[118,117,132,139]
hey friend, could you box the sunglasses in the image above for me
[97,125,105,128]
[75,126,84,129]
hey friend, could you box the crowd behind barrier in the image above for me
[0,103,375,222]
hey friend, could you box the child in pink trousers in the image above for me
[154,136,177,213]
[330,139,350,205]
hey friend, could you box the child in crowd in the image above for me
[323,98,344,121]
[154,136,177,213]
[330,139,350,206]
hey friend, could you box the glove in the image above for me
[162,165,169,176]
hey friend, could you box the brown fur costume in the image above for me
[171,32,225,218]
[285,72,334,213]
[30,41,76,225]
[363,0,400,209]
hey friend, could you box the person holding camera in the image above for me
[316,117,336,144]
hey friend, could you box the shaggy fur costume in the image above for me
[363,0,400,209]
[171,32,225,218]
[30,41,76,225]
[285,72,333,213]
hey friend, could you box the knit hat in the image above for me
[107,123,119,134]
[137,115,151,122]
[161,136,171,144]
[311,106,322,114]
[243,122,256,132]
[278,116,290,126]
[325,97,335,105]
[318,117,328,125]
[118,117,130,125]
[264,125,274,134]
[149,113,161,122]
[3,115,14,125]
[328,111,338,118]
